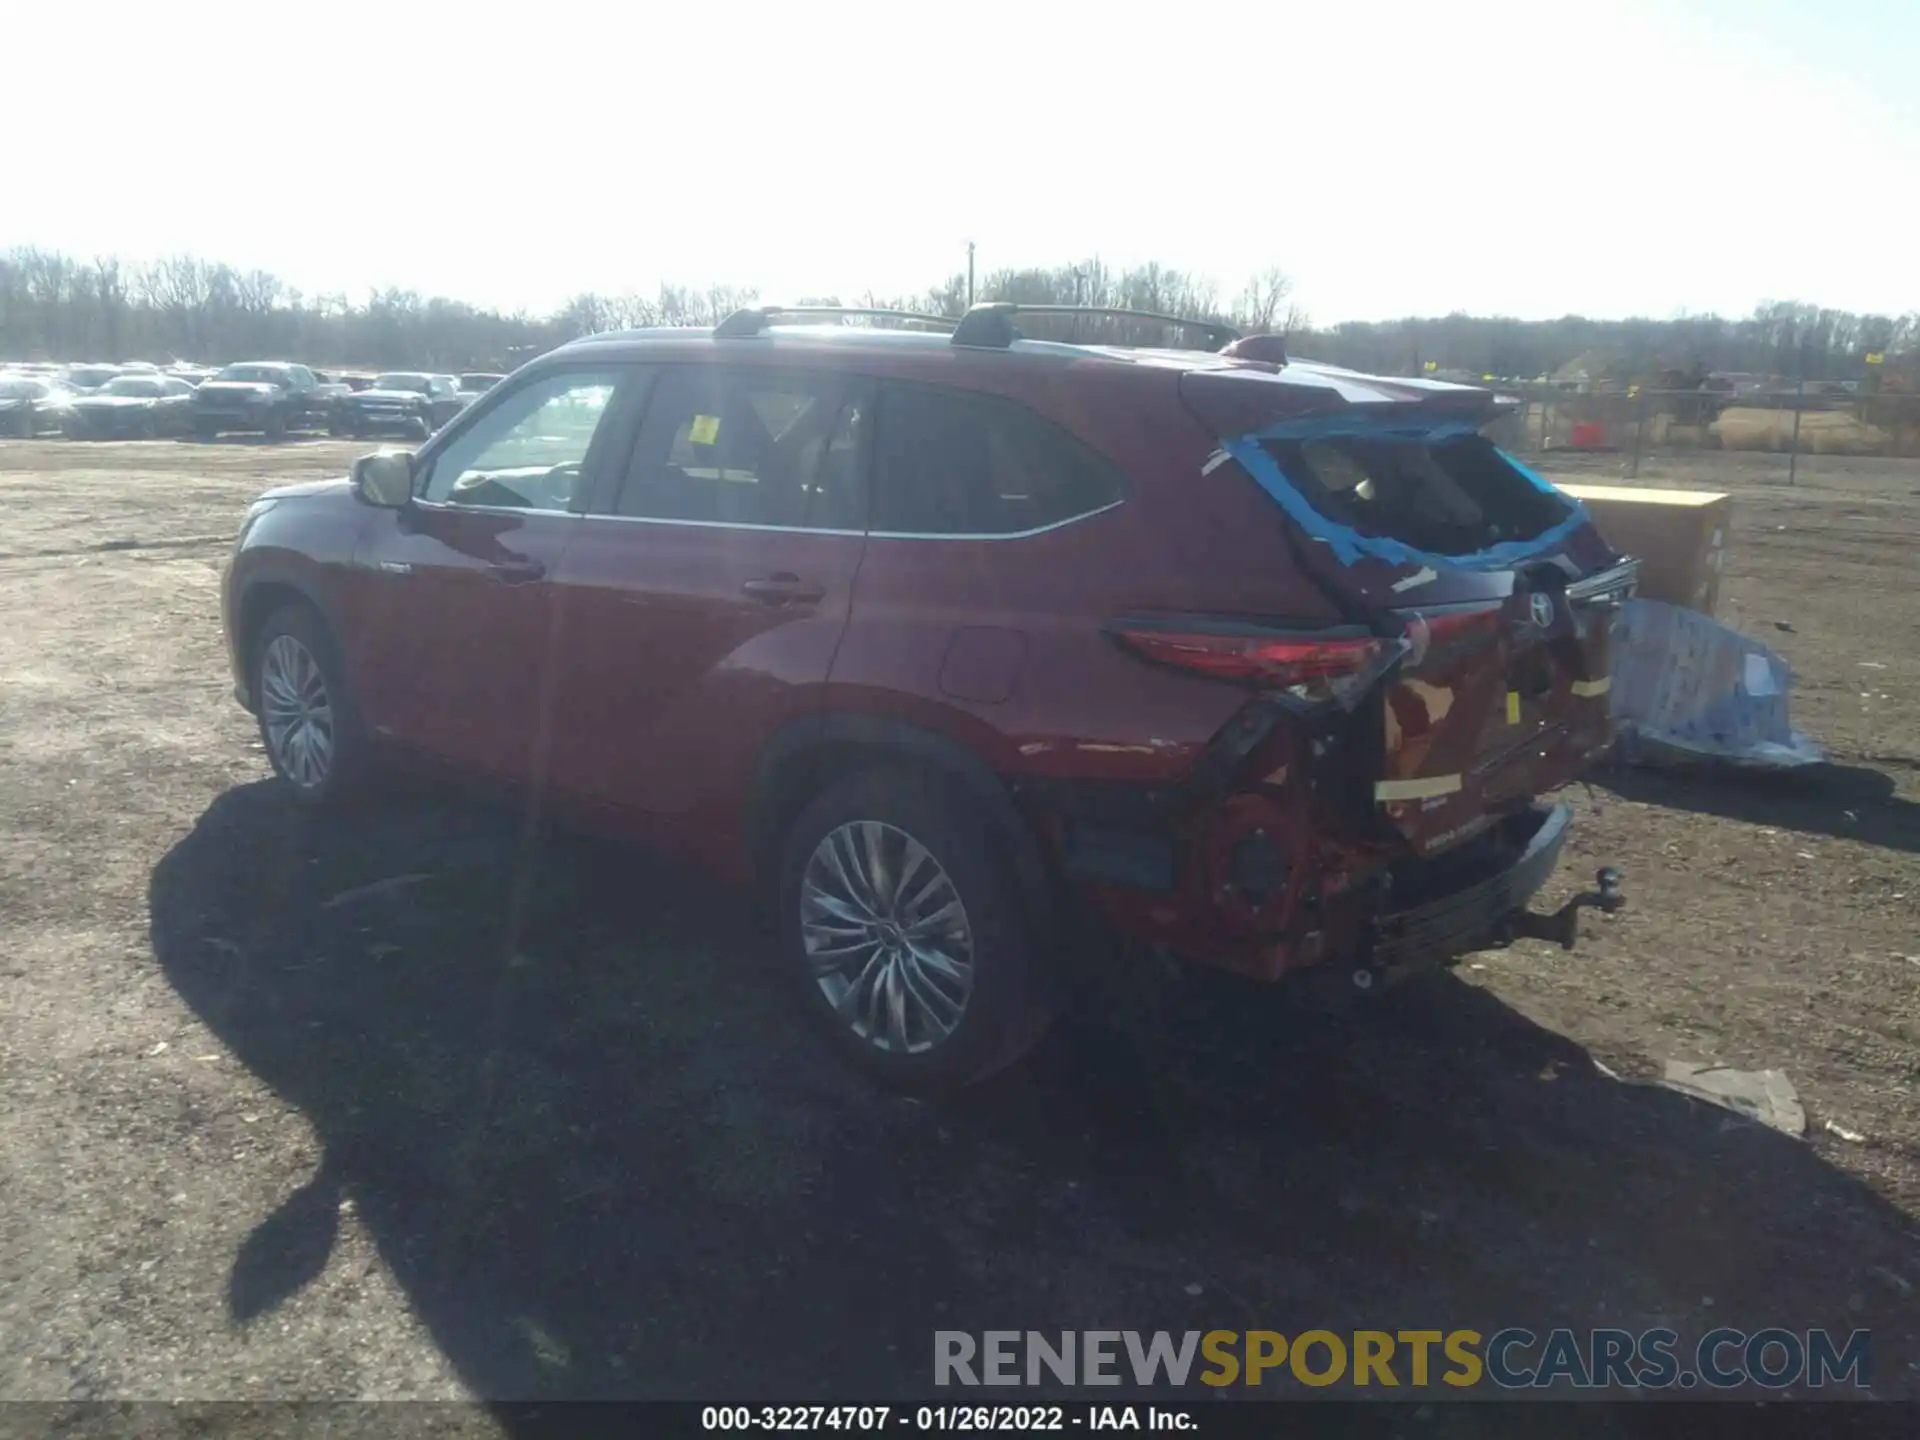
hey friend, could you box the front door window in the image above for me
[418,370,622,512]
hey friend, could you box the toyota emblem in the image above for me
[1529,592,1555,628]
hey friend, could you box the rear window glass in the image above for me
[1256,433,1569,556]
[872,383,1126,536]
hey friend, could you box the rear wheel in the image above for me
[251,602,366,806]
[776,765,1053,1093]
[194,418,219,441]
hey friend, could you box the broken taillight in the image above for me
[1110,618,1394,704]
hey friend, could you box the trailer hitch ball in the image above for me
[1595,867,1624,912]
[1513,866,1628,950]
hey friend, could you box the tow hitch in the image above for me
[1505,867,1626,950]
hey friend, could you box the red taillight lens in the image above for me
[1113,625,1386,688]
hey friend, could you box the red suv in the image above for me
[222,304,1635,1091]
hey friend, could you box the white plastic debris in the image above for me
[1659,1062,1806,1136]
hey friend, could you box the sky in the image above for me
[7,0,1915,325]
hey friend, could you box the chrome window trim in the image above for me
[573,498,1125,541]
[869,498,1125,540]
[410,499,579,520]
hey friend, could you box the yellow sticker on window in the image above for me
[687,414,720,445]
[1506,690,1521,725]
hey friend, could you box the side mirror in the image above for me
[352,450,415,508]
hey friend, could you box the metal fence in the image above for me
[1483,384,1920,480]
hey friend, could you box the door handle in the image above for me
[489,558,547,586]
[741,573,825,605]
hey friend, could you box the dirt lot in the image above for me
[1,438,1917,1417]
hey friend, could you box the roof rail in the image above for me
[713,306,959,338]
[949,303,1243,352]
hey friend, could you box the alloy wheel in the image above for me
[801,821,975,1054]
[260,634,334,790]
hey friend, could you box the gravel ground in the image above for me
[1,438,1916,1422]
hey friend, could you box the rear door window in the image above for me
[870,382,1126,536]
[611,367,868,531]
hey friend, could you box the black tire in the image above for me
[776,764,1054,1093]
[136,412,157,440]
[9,408,34,439]
[194,418,219,441]
[349,417,366,441]
[250,602,368,807]
[262,410,289,443]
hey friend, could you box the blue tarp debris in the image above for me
[1610,599,1822,769]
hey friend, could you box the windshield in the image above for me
[67,367,119,386]
[460,374,501,391]
[101,377,164,397]
[216,364,286,384]
[0,378,45,398]
[372,373,430,393]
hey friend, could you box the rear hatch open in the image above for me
[1181,361,1637,855]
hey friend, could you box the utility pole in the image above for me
[966,242,975,307]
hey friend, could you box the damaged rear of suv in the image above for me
[224,303,1633,1093]
[1092,348,1638,999]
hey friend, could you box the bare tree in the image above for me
[5,242,1915,389]
[1237,266,1303,335]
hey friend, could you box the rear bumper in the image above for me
[1065,797,1612,986]
[1366,802,1571,972]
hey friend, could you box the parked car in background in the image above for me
[192,361,328,440]
[0,375,78,436]
[308,371,357,434]
[337,371,464,437]
[220,304,1633,1092]
[66,373,197,438]
[62,364,124,393]
[457,372,505,407]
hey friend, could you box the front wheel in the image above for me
[252,603,367,806]
[776,765,1053,1093]
[262,411,288,443]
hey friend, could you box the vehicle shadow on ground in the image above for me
[1599,759,1920,855]
[148,782,1919,1409]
